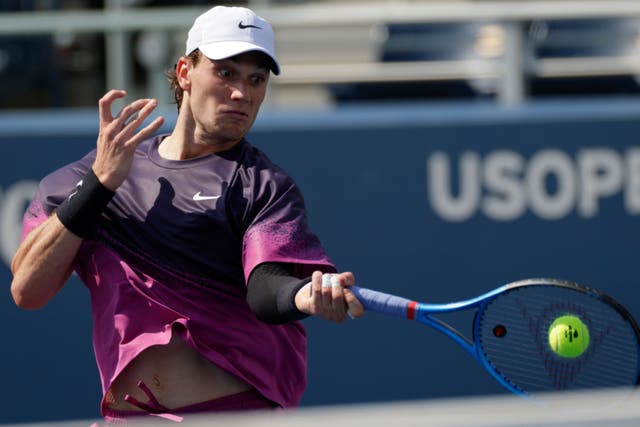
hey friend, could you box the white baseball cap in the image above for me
[186,6,280,75]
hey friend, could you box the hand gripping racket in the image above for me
[350,278,640,399]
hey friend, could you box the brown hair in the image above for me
[166,49,202,110]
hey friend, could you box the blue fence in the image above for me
[2,99,640,423]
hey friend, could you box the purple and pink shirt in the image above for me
[21,135,335,415]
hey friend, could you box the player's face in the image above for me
[185,52,269,146]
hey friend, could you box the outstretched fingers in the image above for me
[93,91,164,190]
[119,99,165,148]
[98,89,127,125]
[99,92,164,146]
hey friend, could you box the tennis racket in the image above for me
[350,278,640,399]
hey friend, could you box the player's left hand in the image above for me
[295,271,365,322]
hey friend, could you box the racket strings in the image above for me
[476,285,639,396]
[519,299,617,390]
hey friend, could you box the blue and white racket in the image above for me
[350,278,640,398]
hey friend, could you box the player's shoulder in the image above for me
[239,139,290,176]
[35,148,97,210]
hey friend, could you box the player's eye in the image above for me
[218,68,233,79]
[250,75,266,86]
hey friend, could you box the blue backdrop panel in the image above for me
[1,100,639,422]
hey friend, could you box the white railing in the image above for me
[1,1,640,107]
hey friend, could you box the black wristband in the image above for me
[56,168,115,238]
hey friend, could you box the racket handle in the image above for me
[349,286,415,319]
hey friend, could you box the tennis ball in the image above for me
[548,315,590,358]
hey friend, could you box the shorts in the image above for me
[101,381,277,424]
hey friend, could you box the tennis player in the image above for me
[10,5,364,423]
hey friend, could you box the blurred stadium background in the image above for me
[3,0,640,425]
[5,0,640,109]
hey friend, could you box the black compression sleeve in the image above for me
[246,263,310,324]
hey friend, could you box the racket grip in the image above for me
[349,286,414,319]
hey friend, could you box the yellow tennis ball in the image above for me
[548,315,590,358]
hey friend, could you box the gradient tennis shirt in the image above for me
[21,135,336,414]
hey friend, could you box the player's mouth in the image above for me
[220,108,249,118]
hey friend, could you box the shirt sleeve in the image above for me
[20,152,94,241]
[241,166,336,283]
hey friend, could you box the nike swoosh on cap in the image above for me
[193,192,221,201]
[238,21,261,30]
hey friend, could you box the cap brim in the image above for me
[199,42,280,75]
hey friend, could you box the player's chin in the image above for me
[212,126,248,144]
[220,122,252,139]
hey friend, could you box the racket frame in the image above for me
[352,278,640,397]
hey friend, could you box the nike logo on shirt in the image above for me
[193,192,221,201]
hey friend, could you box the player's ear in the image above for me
[176,56,191,91]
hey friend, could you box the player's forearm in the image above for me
[12,156,118,309]
[10,214,82,309]
[246,262,310,324]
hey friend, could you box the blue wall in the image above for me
[2,99,640,422]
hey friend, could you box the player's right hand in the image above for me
[295,271,365,322]
[92,89,164,191]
